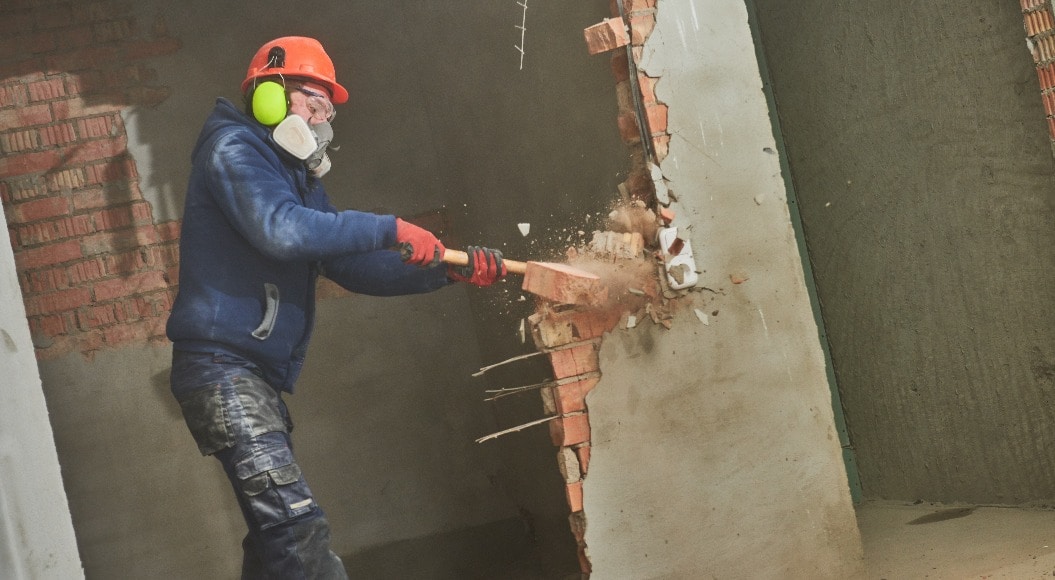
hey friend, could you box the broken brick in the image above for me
[566,481,584,512]
[522,261,608,306]
[550,375,600,415]
[550,412,591,447]
[584,18,630,55]
[588,230,644,259]
[530,307,621,349]
[548,342,600,379]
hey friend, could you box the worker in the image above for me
[165,36,506,579]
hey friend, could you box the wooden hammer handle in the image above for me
[443,248,527,275]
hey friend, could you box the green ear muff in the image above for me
[252,81,287,126]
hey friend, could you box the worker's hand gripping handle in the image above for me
[398,243,526,275]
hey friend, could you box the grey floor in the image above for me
[858,500,1055,579]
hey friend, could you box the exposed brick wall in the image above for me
[1023,0,1055,147]
[611,0,669,204]
[525,3,672,573]
[0,1,182,359]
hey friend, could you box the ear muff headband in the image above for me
[252,81,288,126]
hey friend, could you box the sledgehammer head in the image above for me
[522,261,608,306]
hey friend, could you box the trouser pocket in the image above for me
[234,433,317,530]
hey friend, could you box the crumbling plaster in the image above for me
[581,1,864,577]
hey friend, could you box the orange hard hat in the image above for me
[241,36,348,104]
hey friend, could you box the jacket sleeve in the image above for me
[320,250,452,296]
[205,128,397,262]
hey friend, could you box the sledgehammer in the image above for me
[441,248,608,307]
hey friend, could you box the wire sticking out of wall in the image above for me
[515,0,528,70]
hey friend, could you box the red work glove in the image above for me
[448,246,508,287]
[395,218,446,266]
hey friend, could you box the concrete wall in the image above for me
[752,1,1055,503]
[0,201,82,579]
[579,2,864,578]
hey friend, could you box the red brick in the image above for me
[0,83,29,108]
[625,0,656,10]
[0,102,52,128]
[104,247,154,275]
[92,202,151,232]
[14,239,83,269]
[156,220,181,243]
[0,149,62,179]
[13,195,69,222]
[80,224,158,256]
[45,168,88,192]
[584,19,630,55]
[550,376,600,415]
[25,286,91,316]
[628,13,656,45]
[646,102,668,135]
[32,313,72,338]
[67,258,106,285]
[71,187,110,210]
[141,290,174,317]
[102,315,167,347]
[92,270,168,302]
[565,481,584,513]
[40,123,77,147]
[64,137,128,166]
[549,342,600,379]
[78,115,117,139]
[84,158,137,185]
[28,78,66,102]
[549,412,590,447]
[638,73,658,104]
[77,303,117,329]
[0,129,41,154]
[522,262,608,306]
[2,177,47,202]
[531,307,621,349]
[16,215,91,245]
[653,134,671,163]
[574,444,591,476]
[25,267,69,293]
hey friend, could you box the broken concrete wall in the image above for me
[752,0,1055,503]
[572,1,865,577]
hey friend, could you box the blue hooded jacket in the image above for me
[166,98,450,392]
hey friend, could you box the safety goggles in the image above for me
[289,84,336,123]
